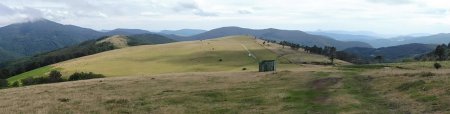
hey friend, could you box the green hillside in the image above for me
[53,36,279,76]
[8,35,343,81]
[4,34,175,82]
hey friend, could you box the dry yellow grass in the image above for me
[359,66,450,113]
[96,35,129,48]
[257,40,350,65]
[0,67,342,113]
[51,35,339,77]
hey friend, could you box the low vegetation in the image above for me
[68,72,105,81]
[5,70,105,87]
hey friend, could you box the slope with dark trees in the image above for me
[343,43,437,63]
[170,27,372,50]
[0,34,175,79]
[0,19,177,63]
[0,19,104,63]
[103,28,152,36]
[417,43,450,61]
[264,39,360,64]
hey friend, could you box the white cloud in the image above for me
[0,0,449,35]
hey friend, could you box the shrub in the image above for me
[0,79,8,88]
[58,98,70,102]
[434,63,442,70]
[419,72,435,77]
[242,68,247,70]
[10,81,19,87]
[20,76,51,86]
[68,72,105,81]
[21,77,37,86]
[48,70,63,82]
[396,80,426,91]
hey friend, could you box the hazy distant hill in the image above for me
[160,29,206,37]
[307,31,382,41]
[104,28,152,36]
[310,31,450,48]
[403,33,450,44]
[307,31,394,48]
[0,20,175,63]
[181,27,372,50]
[0,19,104,62]
[343,43,436,62]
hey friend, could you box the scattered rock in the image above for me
[57,98,70,102]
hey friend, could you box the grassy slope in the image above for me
[6,44,450,113]
[51,35,339,77]
[1,63,424,113]
[8,35,340,82]
[0,67,354,113]
[7,66,54,82]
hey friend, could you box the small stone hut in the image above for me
[259,60,276,72]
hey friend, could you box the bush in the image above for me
[21,77,37,86]
[21,77,50,86]
[434,63,442,70]
[48,70,63,82]
[396,80,426,91]
[10,81,19,87]
[419,72,435,77]
[242,68,247,70]
[0,79,8,88]
[68,72,105,81]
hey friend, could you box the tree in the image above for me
[374,55,384,63]
[0,79,8,88]
[329,47,337,64]
[434,63,442,70]
[435,44,447,61]
[0,69,9,79]
[48,70,63,82]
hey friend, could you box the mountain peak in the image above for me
[8,18,62,27]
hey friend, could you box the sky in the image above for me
[0,0,449,35]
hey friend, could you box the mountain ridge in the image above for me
[343,43,437,62]
[177,26,372,50]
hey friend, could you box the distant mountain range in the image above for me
[343,43,437,62]
[0,19,175,63]
[309,31,450,48]
[159,29,207,37]
[168,26,372,50]
[0,19,103,60]
[1,19,448,64]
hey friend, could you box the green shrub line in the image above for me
[2,70,105,88]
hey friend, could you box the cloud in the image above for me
[366,0,413,5]
[0,3,44,22]
[1,0,450,35]
[172,1,218,16]
[0,4,15,15]
[237,10,252,14]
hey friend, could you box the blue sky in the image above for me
[0,0,449,35]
